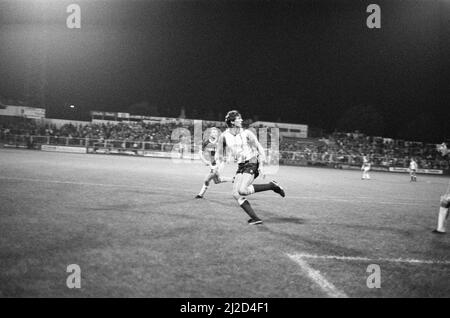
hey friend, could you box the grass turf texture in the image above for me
[0,149,449,297]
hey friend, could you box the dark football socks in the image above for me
[253,183,274,193]
[240,200,261,220]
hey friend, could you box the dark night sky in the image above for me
[0,0,449,141]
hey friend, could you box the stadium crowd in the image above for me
[280,132,449,170]
[1,117,449,170]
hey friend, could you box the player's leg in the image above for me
[196,172,215,198]
[433,195,449,234]
[232,173,262,224]
[219,176,233,183]
[237,165,285,197]
[363,168,369,179]
[237,173,284,197]
[213,172,233,184]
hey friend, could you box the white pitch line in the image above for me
[287,253,348,298]
[0,176,147,189]
[0,176,431,206]
[291,253,450,265]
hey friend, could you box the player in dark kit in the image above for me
[195,127,232,198]
[215,110,285,225]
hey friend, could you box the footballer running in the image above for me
[215,110,285,225]
[195,127,233,199]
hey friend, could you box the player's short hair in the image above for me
[225,110,241,128]
[208,127,220,138]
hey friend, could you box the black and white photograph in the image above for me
[0,0,449,301]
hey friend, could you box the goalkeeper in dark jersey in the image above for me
[195,127,233,198]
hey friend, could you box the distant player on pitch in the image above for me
[195,127,233,199]
[361,155,371,180]
[215,110,285,225]
[409,157,418,182]
[433,143,450,234]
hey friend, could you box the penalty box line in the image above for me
[287,252,450,298]
[289,252,450,266]
[287,253,348,298]
[0,176,431,206]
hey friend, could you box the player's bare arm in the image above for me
[198,148,210,166]
[250,131,266,162]
[215,132,226,166]
[247,130,266,174]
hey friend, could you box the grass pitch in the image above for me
[0,149,449,297]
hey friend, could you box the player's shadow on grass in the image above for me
[263,227,366,257]
[324,222,413,236]
[86,204,134,212]
[263,217,306,225]
[85,198,195,210]
[206,198,235,208]
[207,200,306,225]
[254,208,306,225]
[120,188,184,197]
